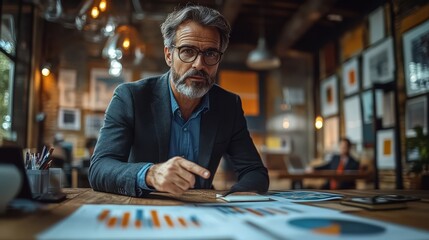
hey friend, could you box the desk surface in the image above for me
[1,188,428,239]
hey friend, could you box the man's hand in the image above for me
[146,156,210,196]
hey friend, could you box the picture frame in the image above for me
[362,37,395,89]
[89,68,132,111]
[402,19,429,97]
[342,57,360,96]
[368,7,385,45]
[323,116,339,152]
[58,108,81,131]
[361,90,373,124]
[376,128,396,170]
[320,75,338,117]
[58,69,77,108]
[405,95,427,137]
[343,95,363,150]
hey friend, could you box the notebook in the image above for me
[0,146,66,203]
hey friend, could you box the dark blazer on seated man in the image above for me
[88,6,269,197]
[89,72,269,197]
[314,138,360,189]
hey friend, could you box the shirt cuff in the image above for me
[137,163,155,191]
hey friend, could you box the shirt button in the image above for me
[184,128,188,131]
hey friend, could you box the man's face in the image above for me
[339,140,349,156]
[164,21,221,99]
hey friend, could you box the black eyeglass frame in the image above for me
[171,45,223,66]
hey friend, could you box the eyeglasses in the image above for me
[171,45,223,66]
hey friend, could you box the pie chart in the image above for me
[289,218,386,236]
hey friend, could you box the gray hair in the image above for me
[160,5,231,52]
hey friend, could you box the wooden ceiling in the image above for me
[43,0,383,62]
[127,0,382,53]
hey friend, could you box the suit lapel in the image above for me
[198,89,220,187]
[151,73,171,162]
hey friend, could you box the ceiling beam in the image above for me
[275,0,337,54]
[221,0,243,27]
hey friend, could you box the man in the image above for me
[314,138,360,189]
[89,5,269,197]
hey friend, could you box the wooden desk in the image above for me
[1,189,428,239]
[269,170,372,180]
[269,170,373,189]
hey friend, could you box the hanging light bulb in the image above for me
[102,25,145,66]
[75,0,115,42]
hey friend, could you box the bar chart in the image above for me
[97,208,202,229]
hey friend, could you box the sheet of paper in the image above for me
[37,204,268,240]
[216,193,272,202]
[37,202,429,240]
[269,191,343,202]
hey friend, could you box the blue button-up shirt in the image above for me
[137,81,209,190]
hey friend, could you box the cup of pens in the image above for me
[25,146,57,195]
[27,169,49,195]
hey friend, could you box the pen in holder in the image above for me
[27,169,49,195]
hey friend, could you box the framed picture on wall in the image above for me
[342,57,360,96]
[402,19,429,97]
[89,68,132,111]
[58,69,77,108]
[320,75,338,117]
[362,37,395,89]
[343,95,363,150]
[376,128,396,170]
[58,108,81,131]
[323,116,339,152]
[368,7,385,45]
[405,95,427,137]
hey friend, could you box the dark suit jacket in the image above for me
[314,154,360,189]
[89,72,269,197]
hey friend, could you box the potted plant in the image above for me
[407,126,429,189]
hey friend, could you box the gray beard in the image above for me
[171,68,214,99]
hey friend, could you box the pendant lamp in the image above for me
[75,0,115,42]
[246,12,280,70]
[102,25,145,66]
[101,1,145,68]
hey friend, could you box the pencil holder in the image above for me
[26,169,49,195]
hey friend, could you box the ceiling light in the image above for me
[246,11,281,71]
[75,0,114,42]
[247,37,281,70]
[102,25,145,66]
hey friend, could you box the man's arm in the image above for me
[88,84,150,197]
[226,96,269,193]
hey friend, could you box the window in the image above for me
[0,51,14,139]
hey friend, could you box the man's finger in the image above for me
[179,159,210,179]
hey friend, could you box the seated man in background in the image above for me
[313,138,360,189]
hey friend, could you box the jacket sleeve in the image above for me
[88,83,152,197]
[225,96,269,193]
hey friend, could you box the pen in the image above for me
[40,147,54,169]
[39,145,47,164]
